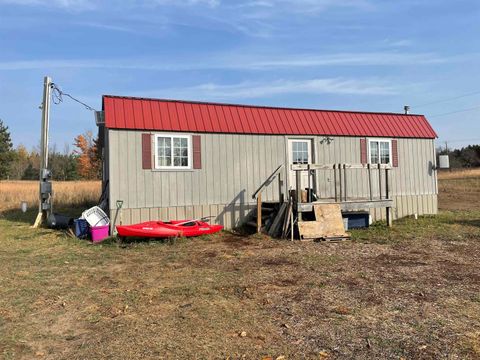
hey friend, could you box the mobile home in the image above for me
[97,96,438,230]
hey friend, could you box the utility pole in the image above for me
[33,76,53,228]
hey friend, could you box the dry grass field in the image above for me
[438,168,480,180]
[0,181,101,212]
[0,175,480,359]
[438,170,480,211]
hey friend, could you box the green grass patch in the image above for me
[350,210,480,244]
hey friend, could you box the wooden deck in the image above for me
[292,163,394,227]
[297,198,393,212]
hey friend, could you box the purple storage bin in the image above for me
[90,225,110,243]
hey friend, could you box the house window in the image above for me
[369,139,391,164]
[155,134,191,169]
[292,141,309,164]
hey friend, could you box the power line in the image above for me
[412,90,480,108]
[429,105,480,118]
[438,138,480,144]
[50,83,97,112]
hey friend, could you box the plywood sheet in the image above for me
[298,204,349,240]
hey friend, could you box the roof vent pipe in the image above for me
[404,105,410,114]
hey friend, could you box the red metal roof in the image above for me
[103,96,437,139]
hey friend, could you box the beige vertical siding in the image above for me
[108,130,286,229]
[314,136,438,222]
[314,137,437,198]
[108,130,437,229]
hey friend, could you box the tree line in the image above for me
[0,119,101,181]
[437,145,480,168]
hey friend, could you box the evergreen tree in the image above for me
[22,163,38,180]
[49,151,80,180]
[65,153,80,180]
[437,144,480,168]
[0,119,14,179]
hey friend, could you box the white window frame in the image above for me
[290,139,312,165]
[154,133,192,170]
[287,138,314,191]
[368,138,392,165]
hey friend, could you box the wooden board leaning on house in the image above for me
[298,204,350,241]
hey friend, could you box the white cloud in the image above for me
[0,0,220,10]
[382,39,413,48]
[153,0,221,6]
[0,51,452,71]
[74,21,148,34]
[0,0,95,9]
[0,0,369,11]
[142,78,397,100]
[235,0,373,14]
[0,0,375,37]
[0,59,99,70]
[106,0,370,11]
[215,0,375,36]
[224,52,447,69]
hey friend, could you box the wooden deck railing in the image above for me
[251,164,285,232]
[292,163,393,226]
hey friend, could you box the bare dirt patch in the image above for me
[2,213,480,359]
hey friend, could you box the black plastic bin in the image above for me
[47,213,74,229]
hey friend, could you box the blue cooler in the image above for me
[74,219,89,239]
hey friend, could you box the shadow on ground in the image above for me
[454,219,480,228]
[115,229,248,247]
[0,207,86,225]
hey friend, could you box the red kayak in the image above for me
[116,219,223,238]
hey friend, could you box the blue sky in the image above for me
[0,0,479,150]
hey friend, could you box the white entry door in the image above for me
[288,139,312,191]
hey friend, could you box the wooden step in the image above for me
[253,207,276,216]
[251,214,275,221]
[262,202,279,209]
[246,221,261,228]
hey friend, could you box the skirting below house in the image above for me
[370,194,438,222]
[109,194,437,231]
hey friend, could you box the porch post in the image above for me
[257,193,262,233]
[339,163,343,202]
[368,163,373,200]
[386,168,392,227]
[378,165,382,200]
[278,171,284,203]
[333,164,338,202]
[296,169,302,222]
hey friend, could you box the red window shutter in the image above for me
[142,133,152,169]
[192,135,201,169]
[392,139,398,167]
[360,138,367,164]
